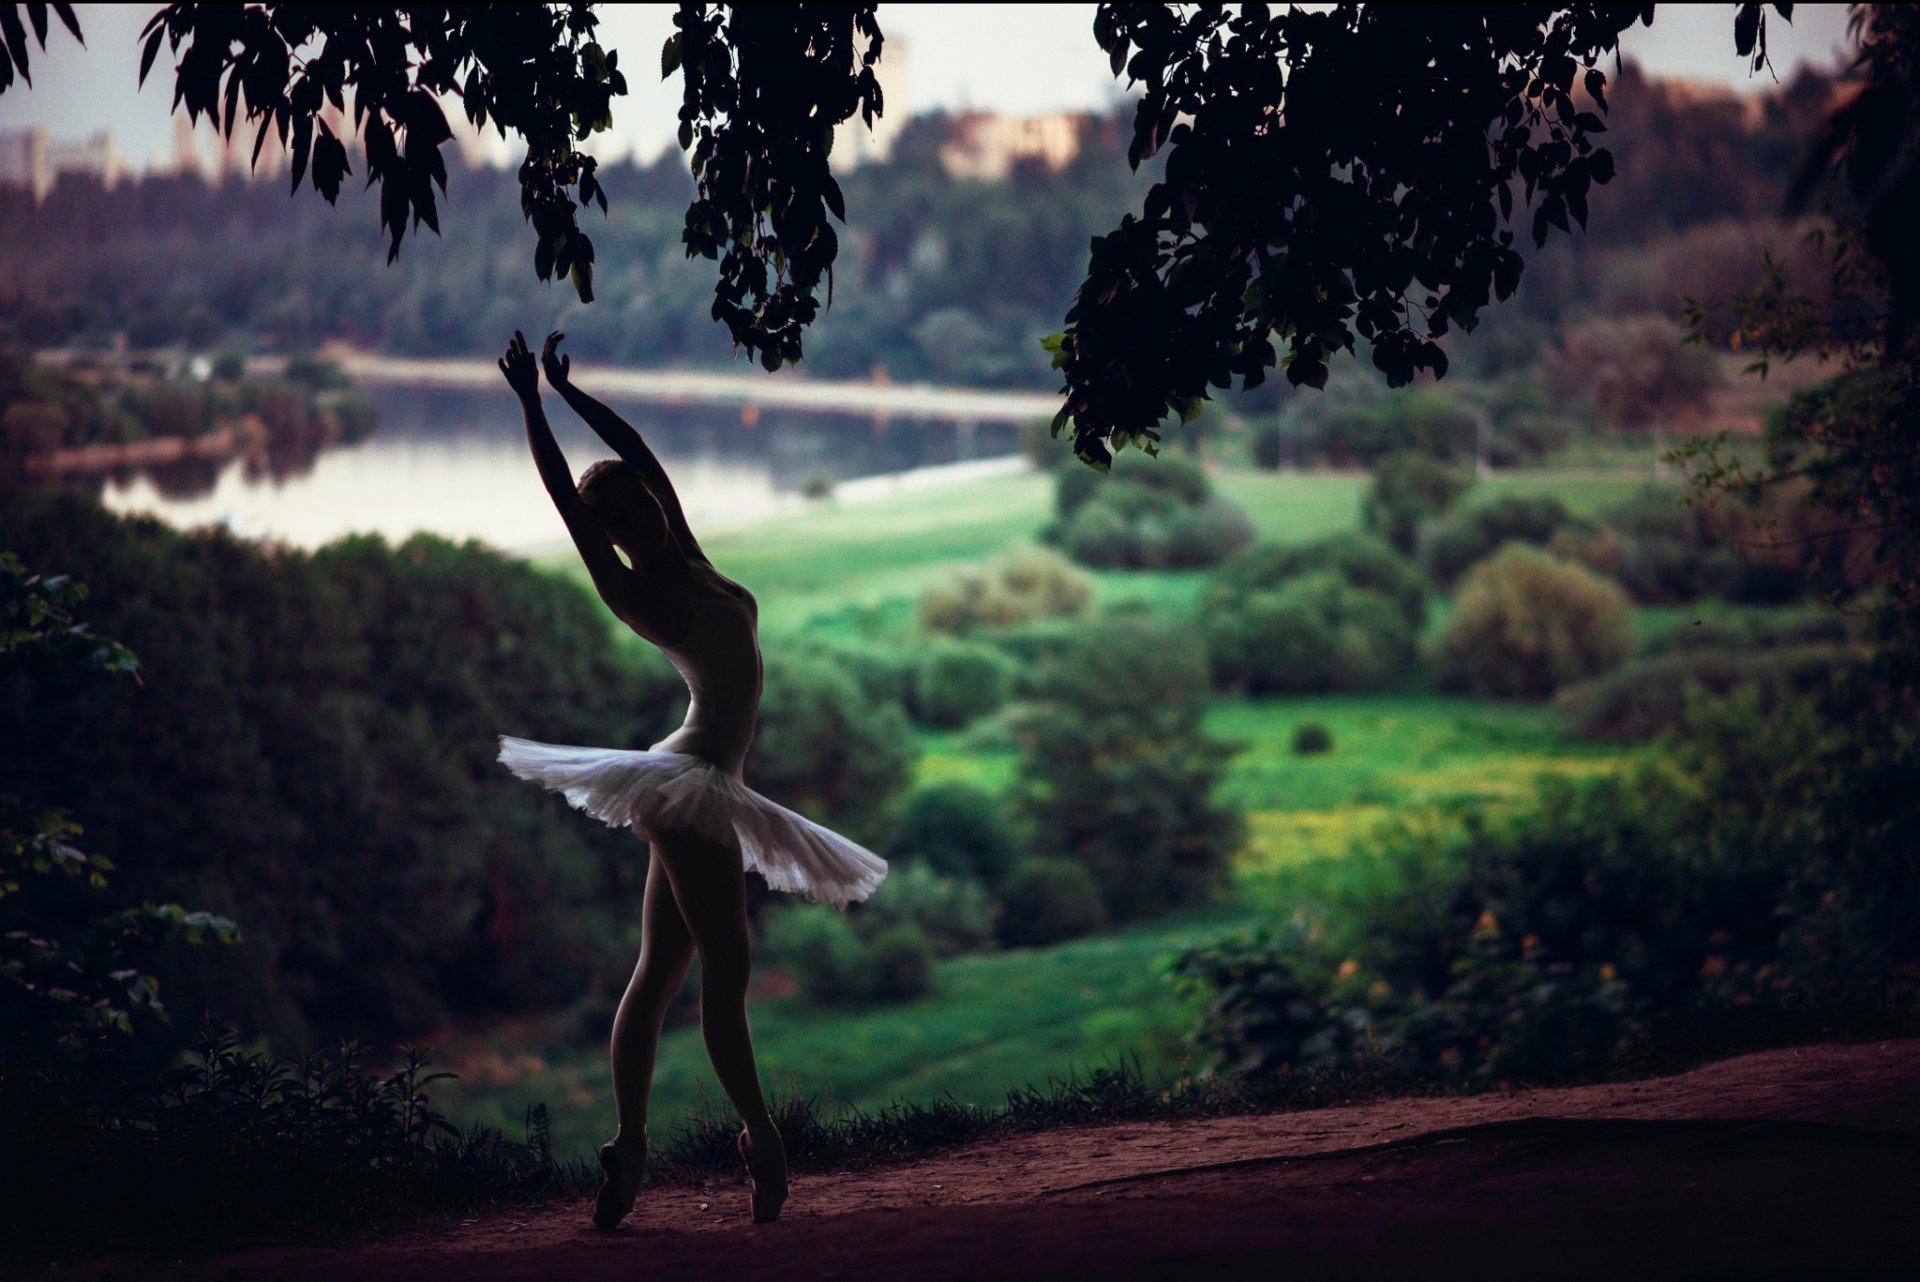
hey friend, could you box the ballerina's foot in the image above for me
[593,1133,648,1231]
[738,1124,788,1225]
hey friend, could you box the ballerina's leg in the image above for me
[610,845,697,1139]
[651,826,789,1220]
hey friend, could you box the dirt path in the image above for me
[78,1040,1920,1281]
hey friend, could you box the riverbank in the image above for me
[329,349,1062,425]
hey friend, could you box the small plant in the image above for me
[996,858,1108,947]
[866,924,936,1001]
[918,546,1093,635]
[1292,723,1334,755]
[891,781,1022,888]
[1438,544,1634,700]
[909,638,1016,728]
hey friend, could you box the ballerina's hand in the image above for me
[541,331,572,389]
[499,331,539,399]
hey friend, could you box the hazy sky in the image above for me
[0,4,1858,167]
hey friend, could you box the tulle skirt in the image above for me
[497,736,887,908]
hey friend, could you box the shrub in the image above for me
[1050,454,1252,571]
[1362,451,1476,555]
[1554,644,1865,742]
[861,862,998,956]
[996,858,1108,947]
[891,781,1023,888]
[1438,545,1634,700]
[759,906,869,1005]
[1060,495,1135,568]
[1482,380,1576,467]
[1541,313,1721,431]
[1016,613,1241,922]
[910,638,1016,728]
[864,924,936,1001]
[809,639,916,710]
[1210,534,1428,631]
[1205,571,1415,695]
[1157,496,1257,569]
[751,651,916,843]
[1566,486,1836,606]
[1292,723,1334,755]
[918,545,1092,635]
[1420,494,1577,587]
[1292,387,1480,467]
[1178,692,1920,1083]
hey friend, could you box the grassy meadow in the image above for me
[464,461,1682,1160]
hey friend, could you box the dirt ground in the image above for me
[62,1039,1920,1282]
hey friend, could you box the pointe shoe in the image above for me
[593,1130,648,1231]
[737,1124,788,1225]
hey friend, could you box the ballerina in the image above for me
[494,331,887,1231]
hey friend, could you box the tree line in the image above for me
[0,65,1838,397]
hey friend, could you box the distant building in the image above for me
[939,112,1081,181]
[0,126,131,198]
[47,129,127,191]
[0,126,50,201]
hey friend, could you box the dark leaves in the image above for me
[138,3,625,303]
[1048,2,1651,464]
[669,3,884,367]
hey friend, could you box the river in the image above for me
[96,374,1033,555]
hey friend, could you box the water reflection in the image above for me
[99,383,1019,552]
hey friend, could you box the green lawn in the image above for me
[439,906,1240,1162]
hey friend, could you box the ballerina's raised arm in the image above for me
[540,330,710,566]
[500,331,690,645]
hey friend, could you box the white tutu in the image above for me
[497,736,887,908]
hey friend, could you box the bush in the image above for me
[1554,644,1865,742]
[1049,454,1252,571]
[1177,692,1920,1083]
[751,650,916,844]
[808,639,916,710]
[1157,496,1258,569]
[996,858,1108,947]
[1362,451,1477,555]
[1210,534,1428,631]
[759,906,870,1005]
[1292,387,1480,467]
[1565,487,1835,606]
[1016,613,1241,922]
[1438,545,1634,700]
[861,862,998,956]
[0,489,684,1044]
[864,924,936,1001]
[1292,723,1334,755]
[1541,313,1721,431]
[918,546,1092,635]
[1059,494,1135,568]
[1420,494,1577,587]
[1205,572,1415,695]
[909,638,1016,728]
[891,781,1023,888]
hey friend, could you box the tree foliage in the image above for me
[671,3,883,369]
[0,3,81,95]
[1050,3,1686,464]
[1680,5,1920,627]
[139,2,630,299]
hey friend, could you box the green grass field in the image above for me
[492,462,1688,1159]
